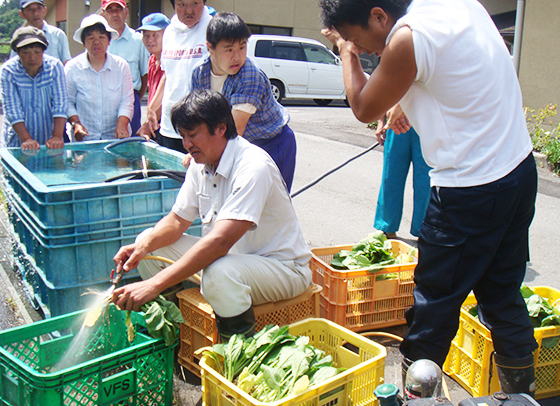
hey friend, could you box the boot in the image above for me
[493,352,536,397]
[215,306,256,343]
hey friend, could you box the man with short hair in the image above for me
[191,12,297,191]
[112,90,312,341]
[10,0,71,64]
[1,26,67,149]
[319,0,538,396]
[102,0,149,136]
[136,13,170,141]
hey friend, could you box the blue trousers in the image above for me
[374,127,431,237]
[131,91,141,137]
[251,125,297,192]
[400,154,538,366]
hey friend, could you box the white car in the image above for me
[247,34,347,106]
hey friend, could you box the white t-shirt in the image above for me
[160,9,212,138]
[172,136,311,266]
[390,0,532,187]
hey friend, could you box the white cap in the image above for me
[73,14,119,44]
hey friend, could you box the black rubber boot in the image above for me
[494,352,536,397]
[215,306,256,343]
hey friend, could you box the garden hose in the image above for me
[104,136,153,150]
[290,141,379,198]
[104,169,186,183]
[142,255,201,285]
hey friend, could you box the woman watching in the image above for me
[65,14,134,141]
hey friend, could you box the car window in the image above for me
[302,44,337,65]
[254,40,272,58]
[269,42,306,62]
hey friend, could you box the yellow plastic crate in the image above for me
[200,318,386,406]
[177,284,322,377]
[310,240,417,332]
[443,286,560,400]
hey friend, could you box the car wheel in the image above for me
[270,80,284,103]
[314,99,332,107]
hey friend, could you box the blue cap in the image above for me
[137,13,171,31]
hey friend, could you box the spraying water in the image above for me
[55,285,115,371]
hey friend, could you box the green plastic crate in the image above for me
[0,305,175,406]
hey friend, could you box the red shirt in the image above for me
[147,54,164,105]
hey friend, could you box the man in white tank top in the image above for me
[320,0,537,396]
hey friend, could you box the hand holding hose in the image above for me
[113,242,147,275]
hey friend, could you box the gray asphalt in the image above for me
[0,101,559,405]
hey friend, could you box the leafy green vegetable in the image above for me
[131,295,185,346]
[330,232,417,273]
[467,285,560,328]
[542,337,560,349]
[199,324,342,402]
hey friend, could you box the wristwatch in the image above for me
[71,121,81,129]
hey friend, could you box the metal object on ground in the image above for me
[405,359,443,400]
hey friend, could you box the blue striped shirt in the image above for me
[1,54,67,148]
[191,55,288,142]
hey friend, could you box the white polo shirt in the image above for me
[172,136,311,266]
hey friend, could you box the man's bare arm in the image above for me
[326,27,417,124]
[113,218,252,311]
[232,109,252,136]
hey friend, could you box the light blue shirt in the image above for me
[10,21,71,63]
[1,55,68,147]
[107,24,149,91]
[65,52,134,140]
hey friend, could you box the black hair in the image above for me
[81,23,111,44]
[171,89,237,140]
[319,0,411,29]
[206,12,251,48]
[169,0,207,8]
[16,42,47,52]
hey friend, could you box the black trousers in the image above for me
[400,153,538,366]
[156,132,187,154]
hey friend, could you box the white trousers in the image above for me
[136,229,312,317]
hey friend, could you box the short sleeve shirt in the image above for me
[172,136,310,265]
[191,56,288,142]
[107,24,150,91]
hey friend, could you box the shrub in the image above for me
[525,104,560,174]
